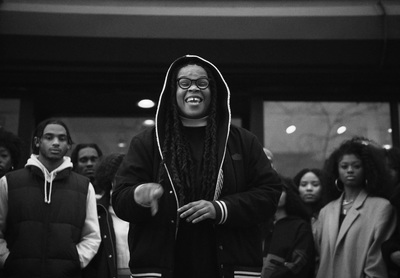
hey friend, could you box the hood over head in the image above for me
[155,54,231,159]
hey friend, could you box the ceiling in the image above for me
[1,0,400,122]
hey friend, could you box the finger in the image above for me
[150,199,158,216]
[151,186,164,201]
[177,202,196,213]
[185,207,208,222]
[179,203,202,218]
[191,211,211,223]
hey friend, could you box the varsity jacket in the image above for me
[83,193,118,278]
[0,155,101,278]
[112,55,283,278]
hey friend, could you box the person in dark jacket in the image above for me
[0,118,101,278]
[83,153,130,278]
[382,146,400,278]
[261,176,315,278]
[112,54,283,278]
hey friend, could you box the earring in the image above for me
[365,179,368,186]
[335,179,343,192]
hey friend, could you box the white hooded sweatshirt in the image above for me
[0,154,101,269]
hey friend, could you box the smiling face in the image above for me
[176,64,211,119]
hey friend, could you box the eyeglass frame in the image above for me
[176,78,210,90]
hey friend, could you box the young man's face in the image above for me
[75,147,100,180]
[176,64,211,119]
[38,124,70,163]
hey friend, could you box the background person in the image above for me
[293,168,329,233]
[0,128,23,177]
[382,146,400,278]
[83,153,130,278]
[71,143,103,186]
[315,136,396,278]
[0,118,100,277]
[261,175,315,278]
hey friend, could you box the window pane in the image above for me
[60,117,154,156]
[263,101,391,178]
[0,99,20,134]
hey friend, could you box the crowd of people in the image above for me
[0,54,399,278]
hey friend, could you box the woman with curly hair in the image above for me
[112,55,283,278]
[0,128,23,177]
[261,175,315,278]
[315,136,396,278]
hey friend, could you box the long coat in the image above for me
[315,189,396,278]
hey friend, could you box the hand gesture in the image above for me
[134,183,164,216]
[390,250,400,267]
[177,200,216,223]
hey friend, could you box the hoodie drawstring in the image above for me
[44,171,56,204]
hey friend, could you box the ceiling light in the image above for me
[143,119,155,126]
[337,126,346,134]
[138,99,155,109]
[286,125,296,134]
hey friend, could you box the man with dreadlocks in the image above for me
[112,55,283,278]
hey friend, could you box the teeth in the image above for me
[186,97,202,103]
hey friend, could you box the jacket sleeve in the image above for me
[0,176,9,268]
[112,129,160,223]
[381,232,400,271]
[77,183,101,268]
[365,201,397,278]
[212,127,283,227]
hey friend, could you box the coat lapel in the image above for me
[335,190,368,248]
[328,197,341,250]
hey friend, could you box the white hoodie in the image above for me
[0,154,101,269]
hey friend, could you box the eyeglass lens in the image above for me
[177,78,209,89]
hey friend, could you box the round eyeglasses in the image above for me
[177,78,210,90]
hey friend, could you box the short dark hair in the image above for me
[70,143,103,170]
[0,128,23,169]
[31,119,73,155]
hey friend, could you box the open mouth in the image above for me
[185,97,203,104]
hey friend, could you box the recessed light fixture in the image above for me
[286,125,296,134]
[337,126,346,134]
[138,99,155,109]
[143,119,155,126]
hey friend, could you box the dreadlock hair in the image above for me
[158,62,219,205]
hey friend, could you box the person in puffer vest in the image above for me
[0,118,101,278]
[112,55,283,278]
